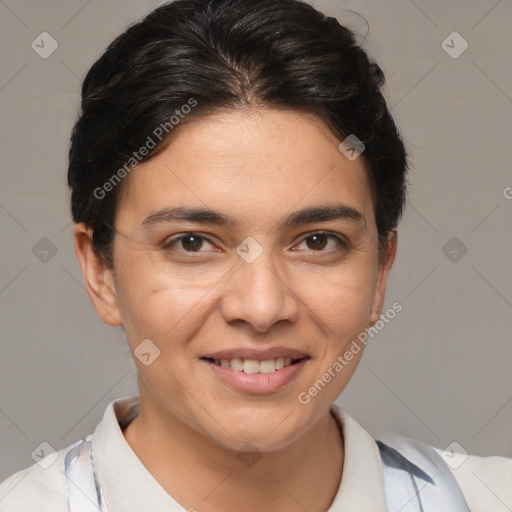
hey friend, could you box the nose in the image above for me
[219,250,299,334]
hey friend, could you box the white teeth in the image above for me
[212,356,299,373]
[243,359,260,374]
[230,357,244,372]
[259,359,276,374]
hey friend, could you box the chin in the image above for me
[208,408,308,451]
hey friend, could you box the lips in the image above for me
[200,347,310,375]
[201,355,310,394]
[201,347,309,361]
[203,356,301,374]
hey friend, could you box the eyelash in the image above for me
[162,231,348,255]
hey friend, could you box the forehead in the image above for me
[115,108,375,231]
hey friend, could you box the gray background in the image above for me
[1,0,511,479]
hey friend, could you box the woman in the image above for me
[1,0,510,510]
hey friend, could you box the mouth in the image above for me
[200,356,309,374]
[200,352,311,394]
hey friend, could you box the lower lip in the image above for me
[202,358,309,395]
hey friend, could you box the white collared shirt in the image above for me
[1,394,511,511]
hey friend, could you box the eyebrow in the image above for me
[141,204,366,230]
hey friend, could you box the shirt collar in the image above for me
[92,394,388,512]
[328,403,387,511]
[375,429,440,482]
[93,394,184,511]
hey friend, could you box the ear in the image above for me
[73,223,123,327]
[369,231,398,326]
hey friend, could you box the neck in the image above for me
[122,394,344,512]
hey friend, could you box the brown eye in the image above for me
[306,233,329,250]
[180,235,203,251]
[163,233,213,252]
[295,232,347,252]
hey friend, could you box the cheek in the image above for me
[119,283,209,349]
[292,270,376,407]
[294,260,378,333]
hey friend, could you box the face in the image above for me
[75,108,396,452]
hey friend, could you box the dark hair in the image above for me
[67,0,408,269]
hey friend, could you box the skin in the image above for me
[74,108,397,512]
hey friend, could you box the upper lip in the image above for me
[202,347,310,361]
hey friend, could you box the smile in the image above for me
[204,356,299,374]
[201,356,310,394]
